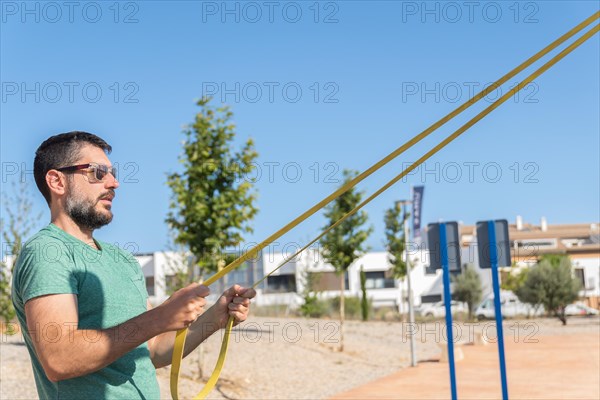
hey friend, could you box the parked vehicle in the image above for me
[564,302,600,316]
[475,290,544,319]
[417,300,468,318]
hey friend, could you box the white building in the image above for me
[136,218,600,312]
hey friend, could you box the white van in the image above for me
[475,290,544,319]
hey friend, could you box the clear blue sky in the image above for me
[1,1,599,255]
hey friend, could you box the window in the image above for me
[311,271,349,291]
[145,276,155,296]
[365,271,396,289]
[514,239,557,249]
[562,239,585,248]
[266,274,296,293]
[345,271,349,291]
[421,294,442,304]
[225,262,254,288]
[213,262,256,294]
[574,268,585,289]
[481,299,493,309]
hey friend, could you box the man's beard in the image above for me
[65,186,114,231]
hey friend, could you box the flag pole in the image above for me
[405,186,417,367]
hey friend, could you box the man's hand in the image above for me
[146,284,256,368]
[154,283,210,331]
[211,285,257,329]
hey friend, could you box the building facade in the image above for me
[137,218,600,311]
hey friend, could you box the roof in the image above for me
[460,221,600,259]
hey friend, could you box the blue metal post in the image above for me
[488,220,509,400]
[440,223,457,400]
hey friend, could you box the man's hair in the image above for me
[34,131,112,205]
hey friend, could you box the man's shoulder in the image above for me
[15,226,83,275]
[12,226,81,300]
[20,224,73,254]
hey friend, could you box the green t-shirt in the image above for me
[11,223,161,399]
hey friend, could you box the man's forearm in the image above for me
[149,306,222,369]
[40,307,165,382]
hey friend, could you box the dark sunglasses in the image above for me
[56,162,118,183]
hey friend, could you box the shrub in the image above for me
[300,294,329,318]
[516,254,580,325]
[329,296,364,319]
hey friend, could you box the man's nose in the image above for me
[105,172,119,189]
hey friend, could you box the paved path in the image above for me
[331,333,600,400]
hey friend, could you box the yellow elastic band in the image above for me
[192,316,235,400]
[170,329,188,400]
[190,10,600,291]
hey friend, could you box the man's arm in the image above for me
[25,283,209,382]
[147,285,256,369]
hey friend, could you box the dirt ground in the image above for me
[331,331,599,399]
[1,316,598,399]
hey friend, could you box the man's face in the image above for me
[63,144,119,231]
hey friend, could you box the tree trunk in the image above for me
[196,260,225,377]
[339,273,345,352]
[400,278,407,323]
[194,263,204,379]
[396,279,402,315]
[557,308,567,325]
[196,344,205,379]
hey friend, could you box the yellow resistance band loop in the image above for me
[259,21,600,290]
[170,16,600,400]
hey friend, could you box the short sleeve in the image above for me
[15,238,80,304]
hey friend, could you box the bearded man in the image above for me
[11,131,256,399]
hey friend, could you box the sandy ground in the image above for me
[332,331,600,399]
[1,316,598,399]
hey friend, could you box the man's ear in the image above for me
[46,170,67,197]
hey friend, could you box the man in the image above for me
[11,131,256,399]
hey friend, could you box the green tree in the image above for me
[299,270,327,318]
[384,201,409,278]
[516,254,580,325]
[166,98,259,279]
[321,169,372,351]
[165,98,258,379]
[0,181,42,326]
[384,201,409,317]
[451,264,483,320]
[360,266,369,321]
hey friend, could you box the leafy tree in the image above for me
[360,266,369,321]
[166,97,259,279]
[0,181,42,327]
[384,201,409,317]
[516,254,580,325]
[165,98,258,379]
[299,270,327,318]
[321,169,372,351]
[384,201,409,278]
[451,264,483,320]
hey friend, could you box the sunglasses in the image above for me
[57,162,118,183]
